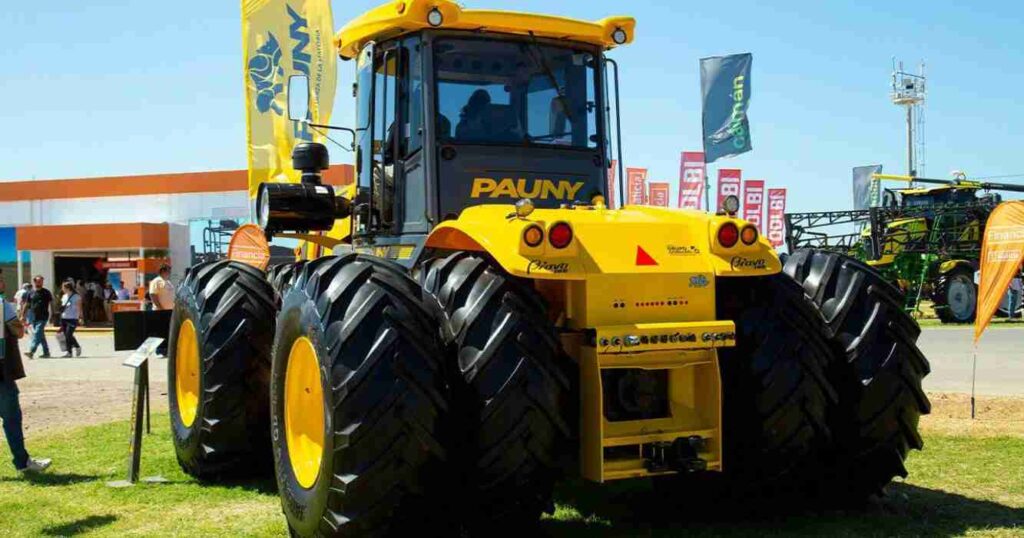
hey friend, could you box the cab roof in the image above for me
[335,0,635,60]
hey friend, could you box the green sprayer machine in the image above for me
[786,173,1024,322]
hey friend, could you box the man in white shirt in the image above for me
[148,264,174,356]
[148,265,175,311]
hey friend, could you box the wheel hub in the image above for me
[948,277,976,320]
[285,336,325,489]
[175,319,201,428]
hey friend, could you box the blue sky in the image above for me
[1,0,1022,214]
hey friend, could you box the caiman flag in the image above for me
[242,0,336,199]
[975,201,1024,342]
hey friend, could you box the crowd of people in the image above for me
[14,277,134,328]
[0,264,176,479]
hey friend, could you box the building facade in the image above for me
[0,166,352,297]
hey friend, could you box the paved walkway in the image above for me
[919,326,1024,397]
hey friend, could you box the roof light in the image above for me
[427,8,443,27]
[721,195,740,215]
[718,223,739,248]
[523,225,544,247]
[549,222,573,249]
[740,225,758,245]
[612,28,627,45]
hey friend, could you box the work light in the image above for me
[721,195,740,215]
[427,8,443,26]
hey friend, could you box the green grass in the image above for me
[1,415,1021,536]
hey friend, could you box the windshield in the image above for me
[434,38,598,148]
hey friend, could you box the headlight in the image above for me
[255,182,350,235]
[427,8,443,26]
[257,187,271,229]
[721,195,740,215]
[611,28,628,45]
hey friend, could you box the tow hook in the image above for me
[643,436,708,473]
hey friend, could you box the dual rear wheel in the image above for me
[168,250,928,535]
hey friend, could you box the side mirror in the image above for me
[288,75,310,122]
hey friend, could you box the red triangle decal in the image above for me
[635,246,658,266]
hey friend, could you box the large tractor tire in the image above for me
[167,260,276,479]
[268,260,306,299]
[271,254,452,537]
[715,273,837,492]
[421,252,576,533]
[784,249,931,501]
[932,265,977,323]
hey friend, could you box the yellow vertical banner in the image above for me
[242,0,337,199]
[975,201,1024,342]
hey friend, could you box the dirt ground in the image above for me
[15,333,169,437]
[922,392,1024,437]
[9,332,1024,439]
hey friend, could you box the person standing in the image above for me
[0,273,53,476]
[13,284,30,313]
[20,276,52,360]
[148,264,174,355]
[59,282,83,358]
[148,264,175,311]
[115,281,130,301]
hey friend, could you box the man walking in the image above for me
[20,276,52,360]
[1,272,52,475]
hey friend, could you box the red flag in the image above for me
[742,180,765,229]
[606,159,617,209]
[648,182,670,207]
[716,169,741,211]
[678,151,706,210]
[767,188,787,247]
[626,167,648,205]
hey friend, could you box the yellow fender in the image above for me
[424,204,781,279]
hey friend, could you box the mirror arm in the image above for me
[306,121,357,150]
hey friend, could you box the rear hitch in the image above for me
[643,436,708,473]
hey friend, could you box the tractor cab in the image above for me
[290,1,634,244]
[897,185,980,208]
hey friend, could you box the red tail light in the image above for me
[549,222,573,249]
[717,223,739,248]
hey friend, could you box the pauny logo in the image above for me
[730,256,768,271]
[471,177,586,200]
[248,32,284,116]
[688,274,709,288]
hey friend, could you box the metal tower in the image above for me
[891,59,926,180]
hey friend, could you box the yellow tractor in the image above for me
[167,1,930,535]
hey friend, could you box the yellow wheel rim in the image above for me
[175,319,200,428]
[285,336,325,489]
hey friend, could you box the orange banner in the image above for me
[648,182,670,207]
[975,201,1024,342]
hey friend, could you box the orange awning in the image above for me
[16,223,169,251]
